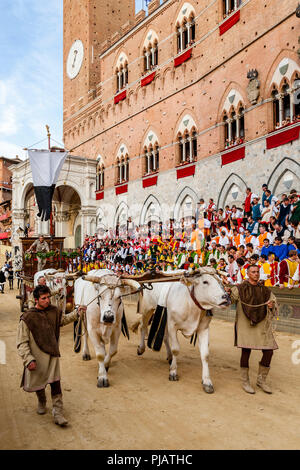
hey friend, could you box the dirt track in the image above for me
[0,287,300,450]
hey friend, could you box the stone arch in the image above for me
[174,110,198,139]
[173,186,198,221]
[263,51,300,96]
[218,85,246,119]
[114,51,129,71]
[141,28,159,53]
[139,195,162,226]
[267,158,300,197]
[175,1,196,26]
[217,173,247,209]
[114,201,129,229]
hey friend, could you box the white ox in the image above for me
[34,269,77,314]
[134,268,230,393]
[74,269,140,388]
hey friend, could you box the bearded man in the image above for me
[227,265,278,394]
[17,285,86,426]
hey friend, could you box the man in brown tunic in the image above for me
[26,235,49,271]
[17,285,86,426]
[228,265,278,394]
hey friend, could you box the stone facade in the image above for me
[9,156,97,249]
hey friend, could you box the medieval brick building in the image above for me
[11,0,300,246]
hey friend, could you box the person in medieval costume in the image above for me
[227,265,278,394]
[27,235,50,272]
[17,285,86,426]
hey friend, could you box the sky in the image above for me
[0,0,62,160]
[0,1,163,161]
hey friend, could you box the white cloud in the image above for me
[0,1,63,152]
[0,140,26,160]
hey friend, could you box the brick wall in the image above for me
[63,0,299,190]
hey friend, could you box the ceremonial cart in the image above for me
[17,236,80,312]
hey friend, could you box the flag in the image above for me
[28,150,68,221]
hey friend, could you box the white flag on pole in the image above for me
[28,150,68,221]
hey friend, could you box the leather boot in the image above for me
[36,389,47,415]
[240,367,255,394]
[52,394,68,426]
[257,363,272,394]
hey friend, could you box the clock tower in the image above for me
[63,0,135,121]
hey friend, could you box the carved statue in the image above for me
[246,69,260,105]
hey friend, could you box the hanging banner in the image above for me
[28,150,68,222]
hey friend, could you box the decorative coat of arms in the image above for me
[246,69,260,105]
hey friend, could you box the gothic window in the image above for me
[176,13,196,54]
[96,163,105,191]
[223,0,242,19]
[223,104,245,148]
[116,155,129,184]
[272,78,300,129]
[116,63,128,92]
[178,129,198,164]
[144,144,160,175]
[143,41,158,73]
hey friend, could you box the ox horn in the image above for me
[121,279,141,291]
[82,275,103,283]
[65,271,82,280]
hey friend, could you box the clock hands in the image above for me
[72,50,78,68]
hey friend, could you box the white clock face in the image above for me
[66,40,84,80]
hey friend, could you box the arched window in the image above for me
[143,43,158,73]
[144,143,160,175]
[178,129,197,164]
[223,0,242,19]
[223,104,245,148]
[116,63,128,92]
[96,163,105,191]
[116,155,129,184]
[143,41,158,73]
[272,80,298,129]
[176,14,196,53]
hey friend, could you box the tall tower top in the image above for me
[63,0,135,116]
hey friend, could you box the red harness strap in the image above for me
[190,286,213,317]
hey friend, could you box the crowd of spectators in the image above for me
[75,184,300,288]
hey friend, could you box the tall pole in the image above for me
[46,125,54,238]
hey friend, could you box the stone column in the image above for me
[151,48,155,66]
[146,152,151,173]
[226,0,229,15]
[124,161,127,181]
[236,116,240,139]
[118,162,122,183]
[181,138,186,162]
[123,68,127,86]
[146,52,150,70]
[278,94,283,127]
[188,137,193,162]
[289,90,294,121]
[234,0,238,10]
[118,71,121,90]
[152,150,156,171]
[179,28,183,52]
[228,119,233,142]
[186,23,191,45]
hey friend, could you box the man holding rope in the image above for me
[17,285,87,427]
[226,265,278,394]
